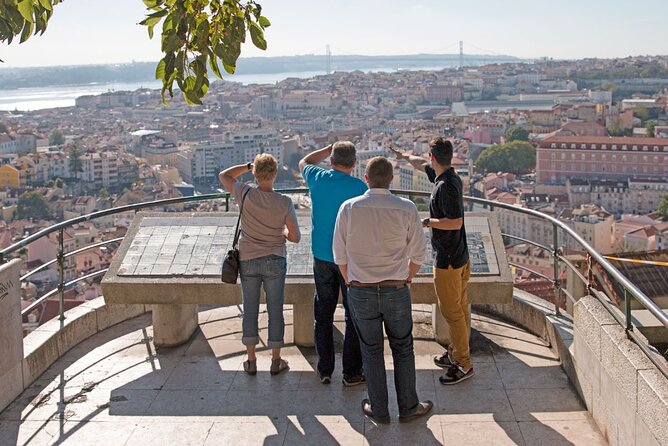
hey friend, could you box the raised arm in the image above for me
[219,163,251,193]
[389,146,429,172]
[298,144,333,171]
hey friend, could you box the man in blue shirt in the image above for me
[300,141,368,385]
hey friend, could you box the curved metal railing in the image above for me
[2,188,666,376]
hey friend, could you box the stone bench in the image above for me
[102,212,513,347]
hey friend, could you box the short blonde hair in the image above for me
[253,153,278,182]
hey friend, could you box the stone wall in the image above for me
[573,296,667,446]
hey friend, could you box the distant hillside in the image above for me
[0,53,520,90]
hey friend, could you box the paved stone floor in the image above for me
[0,306,607,445]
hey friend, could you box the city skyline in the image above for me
[1,0,668,68]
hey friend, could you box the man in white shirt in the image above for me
[333,156,433,424]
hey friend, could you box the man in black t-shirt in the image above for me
[390,138,474,385]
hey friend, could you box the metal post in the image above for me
[225,195,230,212]
[552,223,560,316]
[57,228,65,321]
[586,254,594,295]
[624,288,633,333]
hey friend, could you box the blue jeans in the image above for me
[348,284,419,418]
[239,254,287,348]
[313,258,363,378]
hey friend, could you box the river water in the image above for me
[0,66,450,111]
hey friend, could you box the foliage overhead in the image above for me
[475,141,536,175]
[17,190,50,220]
[503,125,530,142]
[0,0,270,105]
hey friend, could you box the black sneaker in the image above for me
[433,351,454,369]
[319,374,331,384]
[342,374,366,387]
[439,364,475,385]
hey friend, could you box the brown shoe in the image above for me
[399,400,433,423]
[362,399,390,424]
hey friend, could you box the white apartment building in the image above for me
[177,128,282,183]
[177,142,236,184]
[0,133,36,155]
[497,203,614,254]
[79,152,119,188]
[567,178,668,215]
[30,152,70,184]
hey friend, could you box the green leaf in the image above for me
[249,21,266,50]
[155,59,166,81]
[17,0,35,24]
[222,62,235,75]
[258,15,270,27]
[208,53,222,79]
[19,20,33,43]
[38,0,53,12]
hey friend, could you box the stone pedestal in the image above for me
[431,303,471,347]
[0,259,24,412]
[432,304,451,346]
[152,304,199,347]
[293,302,314,347]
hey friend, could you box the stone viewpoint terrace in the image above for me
[2,304,606,446]
[1,194,667,446]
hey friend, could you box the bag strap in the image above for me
[232,187,251,249]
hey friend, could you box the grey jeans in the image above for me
[239,254,287,348]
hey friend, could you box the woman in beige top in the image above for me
[219,154,301,376]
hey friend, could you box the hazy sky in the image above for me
[1,0,667,68]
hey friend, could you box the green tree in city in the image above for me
[17,191,50,220]
[476,141,536,175]
[0,0,270,105]
[503,125,530,142]
[634,106,650,122]
[646,120,656,138]
[0,121,7,133]
[658,193,668,221]
[98,187,109,199]
[49,129,64,145]
[607,125,632,137]
[68,144,83,180]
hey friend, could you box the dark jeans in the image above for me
[348,284,419,418]
[313,258,363,378]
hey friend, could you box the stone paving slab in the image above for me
[117,214,499,278]
[1,310,607,445]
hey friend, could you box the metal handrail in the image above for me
[21,269,109,316]
[20,237,123,281]
[502,233,553,253]
[508,261,554,282]
[5,187,666,371]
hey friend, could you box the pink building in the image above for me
[536,136,668,184]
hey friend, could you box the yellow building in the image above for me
[0,164,20,188]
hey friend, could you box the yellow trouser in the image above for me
[433,262,472,370]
